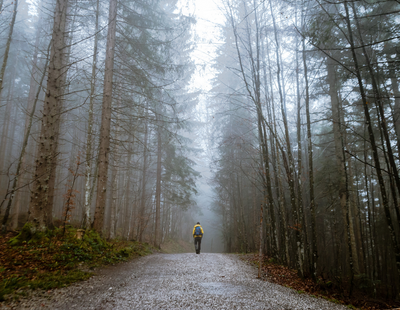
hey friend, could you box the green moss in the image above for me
[8,223,49,246]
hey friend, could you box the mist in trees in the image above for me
[1,0,400,302]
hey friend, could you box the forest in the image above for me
[0,0,399,304]
[0,0,199,248]
[209,0,400,301]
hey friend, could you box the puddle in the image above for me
[199,282,245,295]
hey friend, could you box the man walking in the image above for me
[193,222,204,254]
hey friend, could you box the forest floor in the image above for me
[1,252,349,310]
[0,227,152,303]
[241,254,400,310]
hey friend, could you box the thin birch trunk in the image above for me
[83,0,100,230]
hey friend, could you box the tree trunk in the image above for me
[301,32,318,279]
[155,122,162,248]
[109,106,120,240]
[92,0,118,233]
[295,6,305,276]
[27,0,69,233]
[327,56,359,278]
[138,106,149,242]
[269,0,299,270]
[83,0,100,230]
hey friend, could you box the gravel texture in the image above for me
[1,253,348,309]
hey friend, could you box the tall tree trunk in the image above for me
[92,0,118,233]
[27,0,69,233]
[295,5,306,276]
[302,32,318,279]
[109,106,120,239]
[269,0,299,270]
[327,56,359,279]
[138,106,149,242]
[260,23,278,259]
[155,122,162,248]
[83,0,100,230]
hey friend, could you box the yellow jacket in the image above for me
[193,224,204,238]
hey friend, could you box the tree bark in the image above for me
[83,0,100,230]
[138,106,149,242]
[92,0,118,233]
[269,0,299,270]
[155,120,162,248]
[27,0,69,233]
[327,56,360,278]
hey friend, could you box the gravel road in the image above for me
[1,253,348,309]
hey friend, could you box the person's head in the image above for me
[197,222,200,225]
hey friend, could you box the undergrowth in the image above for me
[0,225,152,301]
[241,254,400,310]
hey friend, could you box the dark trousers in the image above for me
[194,237,202,252]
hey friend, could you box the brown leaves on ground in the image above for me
[0,231,65,283]
[241,254,400,310]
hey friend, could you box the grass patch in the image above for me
[0,226,152,301]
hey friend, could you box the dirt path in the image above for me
[1,253,348,309]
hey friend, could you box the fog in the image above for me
[1,0,400,297]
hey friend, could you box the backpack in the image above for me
[194,226,202,236]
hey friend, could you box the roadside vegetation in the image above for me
[0,225,152,302]
[242,254,400,310]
